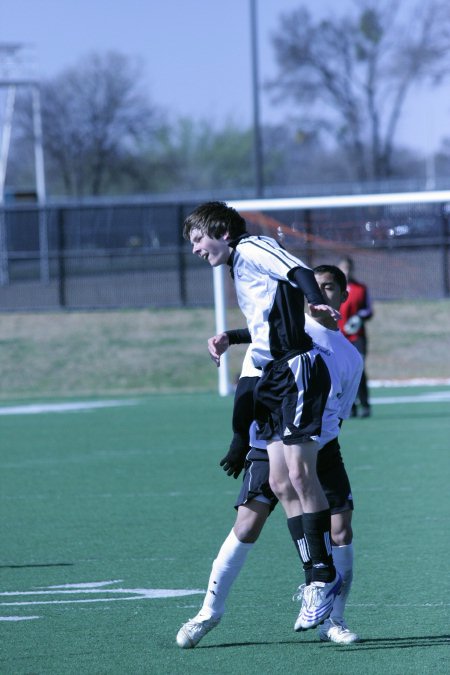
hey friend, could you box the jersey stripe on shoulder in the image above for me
[239,236,307,270]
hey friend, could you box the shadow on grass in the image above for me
[198,634,450,650]
[0,562,74,569]
[338,634,450,651]
[199,638,336,648]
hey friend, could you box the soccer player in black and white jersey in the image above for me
[176,265,363,648]
[183,202,345,632]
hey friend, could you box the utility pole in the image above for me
[250,0,264,197]
[0,43,48,284]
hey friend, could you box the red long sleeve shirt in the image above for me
[337,279,373,343]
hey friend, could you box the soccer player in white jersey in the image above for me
[183,202,345,631]
[176,265,363,648]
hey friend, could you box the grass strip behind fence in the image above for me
[1,299,450,401]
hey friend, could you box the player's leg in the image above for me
[289,513,355,636]
[330,510,354,619]
[202,500,271,618]
[233,498,271,542]
[198,500,270,620]
[358,366,371,416]
[283,440,329,513]
[265,439,311,573]
[267,439,339,631]
[258,353,340,630]
[266,439,302,517]
[331,509,352,546]
[177,447,273,649]
[315,439,359,643]
[266,440,312,589]
[176,503,267,649]
[284,440,335,585]
[353,337,371,416]
[317,509,359,643]
[278,351,337,584]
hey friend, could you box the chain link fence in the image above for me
[0,195,449,311]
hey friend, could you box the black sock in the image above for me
[302,509,335,583]
[287,515,313,585]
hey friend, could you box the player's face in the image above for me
[314,272,347,310]
[189,228,230,267]
[338,260,351,280]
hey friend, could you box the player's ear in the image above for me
[342,290,349,303]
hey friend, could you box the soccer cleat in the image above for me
[318,617,360,644]
[176,614,221,649]
[294,573,342,631]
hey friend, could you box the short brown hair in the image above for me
[183,201,246,241]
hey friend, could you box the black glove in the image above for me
[219,434,248,479]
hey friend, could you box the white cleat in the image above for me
[176,614,221,649]
[318,618,360,644]
[294,573,342,631]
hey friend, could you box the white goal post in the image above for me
[213,265,230,396]
[213,189,450,396]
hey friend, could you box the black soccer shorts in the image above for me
[234,438,353,515]
[254,350,337,446]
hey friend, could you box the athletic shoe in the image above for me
[318,617,360,644]
[294,573,342,631]
[176,614,221,648]
[360,406,371,418]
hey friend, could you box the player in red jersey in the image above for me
[338,256,373,418]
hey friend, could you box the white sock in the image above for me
[331,543,353,620]
[198,529,254,620]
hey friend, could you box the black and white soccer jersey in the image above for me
[304,314,363,425]
[241,317,363,422]
[239,315,362,447]
[228,235,325,369]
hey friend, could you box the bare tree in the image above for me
[36,51,162,196]
[268,0,450,180]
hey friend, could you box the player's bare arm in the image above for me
[208,332,230,367]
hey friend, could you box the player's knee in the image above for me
[233,523,258,543]
[233,504,268,543]
[233,518,264,543]
[287,466,308,494]
[269,474,290,500]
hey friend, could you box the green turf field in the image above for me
[1,388,449,674]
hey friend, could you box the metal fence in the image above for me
[0,194,449,311]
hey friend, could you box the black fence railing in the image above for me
[0,195,449,310]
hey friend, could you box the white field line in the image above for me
[0,615,40,621]
[349,602,450,608]
[0,581,205,609]
[0,380,449,416]
[370,378,450,387]
[371,391,450,404]
[0,400,137,416]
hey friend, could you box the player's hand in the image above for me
[208,332,230,367]
[219,441,248,479]
[308,303,341,322]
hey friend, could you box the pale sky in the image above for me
[1,0,448,154]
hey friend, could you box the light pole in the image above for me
[250,0,264,197]
[0,43,48,284]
